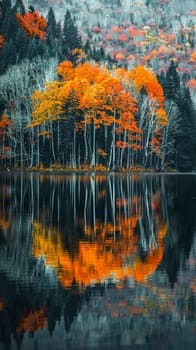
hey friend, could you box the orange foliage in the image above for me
[17,309,47,332]
[115,52,125,61]
[106,33,113,40]
[0,114,12,139]
[127,27,145,37]
[31,61,139,136]
[16,11,47,40]
[118,34,128,42]
[188,79,196,89]
[130,65,164,106]
[190,51,196,62]
[0,35,4,49]
[130,65,168,127]
[57,61,75,81]
[0,297,4,311]
[112,26,122,33]
[31,61,168,159]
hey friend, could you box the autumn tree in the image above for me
[62,10,82,61]
[30,61,169,170]
[129,65,168,169]
[0,112,12,167]
[16,10,47,40]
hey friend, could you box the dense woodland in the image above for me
[0,0,196,171]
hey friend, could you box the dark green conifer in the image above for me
[63,10,81,55]
[47,7,57,39]
[12,0,25,15]
[164,60,180,101]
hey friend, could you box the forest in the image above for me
[0,0,196,171]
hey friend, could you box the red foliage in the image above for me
[16,11,47,40]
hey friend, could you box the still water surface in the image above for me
[0,173,196,350]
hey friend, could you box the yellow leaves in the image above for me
[115,52,125,61]
[38,130,51,137]
[57,61,74,81]
[97,148,108,157]
[31,81,65,124]
[190,50,196,62]
[31,60,167,162]
[32,60,140,130]
[71,48,87,64]
[156,108,168,126]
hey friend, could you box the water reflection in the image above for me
[0,173,196,349]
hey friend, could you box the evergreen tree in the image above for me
[15,27,29,60]
[163,62,196,171]
[46,7,58,56]
[0,39,16,73]
[164,60,180,101]
[47,7,57,39]
[12,0,25,15]
[176,86,196,171]
[63,10,81,57]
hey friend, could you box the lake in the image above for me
[0,173,196,350]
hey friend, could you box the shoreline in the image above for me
[0,169,195,176]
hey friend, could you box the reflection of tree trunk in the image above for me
[84,183,88,233]
[50,121,56,164]
[108,175,116,241]
[30,174,34,221]
[90,177,96,235]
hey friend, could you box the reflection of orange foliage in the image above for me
[0,297,4,311]
[32,192,167,288]
[32,210,167,288]
[17,309,46,332]
[190,278,196,293]
[129,305,145,315]
[32,218,138,288]
[131,223,167,282]
[0,218,10,233]
[0,35,4,49]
